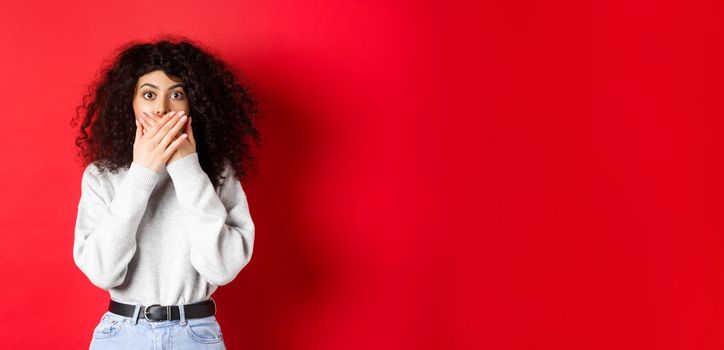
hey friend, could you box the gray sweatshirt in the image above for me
[73,152,255,306]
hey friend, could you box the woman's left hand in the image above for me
[140,111,197,165]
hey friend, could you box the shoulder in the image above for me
[82,160,127,186]
[83,161,111,180]
[83,161,100,176]
[219,159,238,185]
[82,161,101,182]
[218,162,247,202]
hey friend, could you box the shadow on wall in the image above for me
[212,50,334,350]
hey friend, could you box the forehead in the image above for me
[136,70,183,88]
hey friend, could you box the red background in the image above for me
[1,0,724,349]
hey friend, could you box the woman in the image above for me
[71,36,262,349]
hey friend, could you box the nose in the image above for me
[153,98,171,116]
[153,106,169,117]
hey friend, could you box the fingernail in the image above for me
[178,111,185,117]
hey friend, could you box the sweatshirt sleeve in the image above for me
[73,162,160,290]
[166,152,255,286]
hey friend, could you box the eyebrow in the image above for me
[138,83,185,90]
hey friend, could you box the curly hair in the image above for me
[71,35,262,190]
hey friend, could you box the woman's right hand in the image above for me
[133,111,188,173]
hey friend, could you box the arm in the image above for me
[166,152,255,286]
[73,162,160,289]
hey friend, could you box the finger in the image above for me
[174,111,187,137]
[138,114,155,136]
[153,111,170,124]
[138,114,150,131]
[156,112,183,142]
[143,112,160,128]
[148,111,178,140]
[163,133,189,159]
[159,114,188,149]
[151,111,174,127]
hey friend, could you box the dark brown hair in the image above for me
[71,35,262,189]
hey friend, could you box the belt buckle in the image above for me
[144,304,171,322]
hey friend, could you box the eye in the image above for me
[142,92,155,99]
[171,91,185,100]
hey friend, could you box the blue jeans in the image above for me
[88,304,226,349]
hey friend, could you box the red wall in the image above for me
[1,0,724,349]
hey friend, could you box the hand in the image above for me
[139,111,197,165]
[133,111,188,173]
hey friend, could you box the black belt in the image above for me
[108,298,216,322]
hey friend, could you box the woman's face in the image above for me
[132,70,189,123]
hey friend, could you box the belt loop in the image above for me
[131,304,141,325]
[179,303,187,325]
